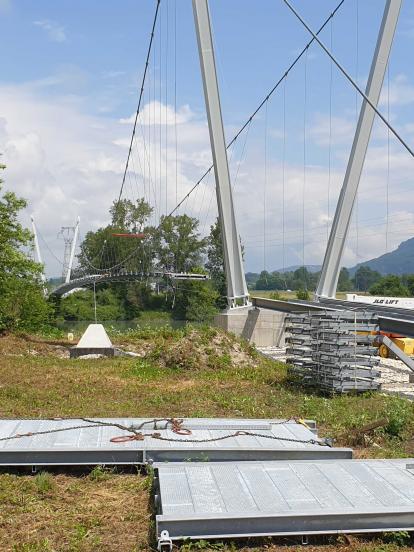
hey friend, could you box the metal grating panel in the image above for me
[0,418,351,467]
[155,459,414,542]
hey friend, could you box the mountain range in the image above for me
[349,237,414,276]
[247,237,414,280]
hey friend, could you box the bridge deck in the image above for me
[0,418,351,467]
[155,459,414,542]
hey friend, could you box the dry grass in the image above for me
[0,328,413,551]
[0,470,151,551]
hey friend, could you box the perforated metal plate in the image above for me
[0,418,351,466]
[155,459,414,541]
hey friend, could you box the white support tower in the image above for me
[66,216,80,283]
[316,0,401,299]
[30,215,46,283]
[58,217,80,283]
[192,0,249,309]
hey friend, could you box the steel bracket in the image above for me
[157,530,173,552]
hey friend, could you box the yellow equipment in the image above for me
[379,337,414,358]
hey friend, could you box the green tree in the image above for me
[402,274,414,296]
[155,214,206,273]
[0,163,51,331]
[369,275,409,297]
[206,218,227,309]
[109,198,153,232]
[337,267,353,292]
[77,198,154,274]
[352,266,381,292]
[171,272,218,322]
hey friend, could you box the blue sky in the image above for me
[1,0,414,276]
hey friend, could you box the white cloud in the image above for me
[309,113,356,147]
[380,74,414,107]
[0,84,213,276]
[120,101,194,126]
[1,76,414,277]
[33,20,66,43]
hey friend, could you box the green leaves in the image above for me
[0,164,51,332]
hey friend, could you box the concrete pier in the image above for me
[214,307,286,347]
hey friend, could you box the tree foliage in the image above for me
[337,267,352,292]
[0,164,51,331]
[254,267,319,291]
[369,275,409,297]
[206,218,227,309]
[77,198,154,274]
[155,214,206,273]
[352,266,382,292]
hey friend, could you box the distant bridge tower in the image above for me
[58,217,80,283]
[30,215,46,284]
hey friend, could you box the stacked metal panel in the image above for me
[286,311,381,393]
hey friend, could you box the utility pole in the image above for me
[30,215,46,283]
[192,0,249,309]
[316,0,402,299]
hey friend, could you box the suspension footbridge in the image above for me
[32,0,414,333]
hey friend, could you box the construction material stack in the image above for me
[286,311,381,393]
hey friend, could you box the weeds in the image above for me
[89,465,113,482]
[34,472,55,495]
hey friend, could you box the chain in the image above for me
[147,430,325,446]
[0,417,327,447]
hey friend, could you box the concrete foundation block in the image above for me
[214,307,286,347]
[70,324,115,359]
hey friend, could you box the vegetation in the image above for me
[0,164,52,332]
[59,199,223,323]
[206,218,228,310]
[0,327,414,550]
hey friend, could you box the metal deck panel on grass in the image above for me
[155,459,414,542]
[0,418,351,467]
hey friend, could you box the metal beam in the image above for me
[316,0,402,299]
[65,216,80,283]
[192,0,249,309]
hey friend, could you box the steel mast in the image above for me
[316,0,402,299]
[192,0,249,309]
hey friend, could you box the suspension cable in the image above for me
[302,48,308,290]
[165,0,347,219]
[116,0,161,209]
[282,0,414,158]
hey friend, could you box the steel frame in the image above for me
[316,0,402,298]
[192,0,249,309]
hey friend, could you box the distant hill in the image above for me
[349,237,414,276]
[275,264,321,274]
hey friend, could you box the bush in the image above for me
[296,289,310,300]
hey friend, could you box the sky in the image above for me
[1,0,414,277]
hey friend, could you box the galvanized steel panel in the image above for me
[155,459,414,541]
[0,418,351,466]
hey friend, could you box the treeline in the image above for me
[252,265,414,297]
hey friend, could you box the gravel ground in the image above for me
[257,346,414,400]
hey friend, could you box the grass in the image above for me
[0,326,414,551]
